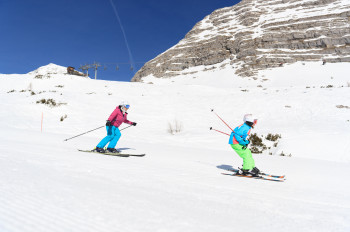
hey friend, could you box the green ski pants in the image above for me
[230,144,255,170]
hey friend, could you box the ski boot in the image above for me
[95,147,105,153]
[106,148,119,153]
[251,167,261,176]
[237,168,259,177]
[237,169,249,176]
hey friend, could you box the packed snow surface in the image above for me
[0,62,349,232]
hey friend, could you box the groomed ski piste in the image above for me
[0,62,349,232]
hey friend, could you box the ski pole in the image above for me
[120,125,133,131]
[210,127,230,136]
[64,125,105,141]
[64,124,134,141]
[211,109,234,131]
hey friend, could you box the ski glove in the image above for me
[241,139,250,150]
[106,120,112,126]
[132,122,137,126]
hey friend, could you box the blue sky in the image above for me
[1,0,240,81]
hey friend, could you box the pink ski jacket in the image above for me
[108,106,133,128]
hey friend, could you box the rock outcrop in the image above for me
[131,0,350,82]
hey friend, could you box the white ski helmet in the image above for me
[120,101,130,109]
[243,114,255,123]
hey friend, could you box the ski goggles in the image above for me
[124,105,130,109]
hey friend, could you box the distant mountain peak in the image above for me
[27,63,87,78]
[28,63,68,75]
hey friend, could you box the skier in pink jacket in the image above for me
[95,101,136,153]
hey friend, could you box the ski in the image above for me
[222,172,285,182]
[78,149,145,157]
[225,169,285,179]
[260,173,285,179]
[102,153,145,157]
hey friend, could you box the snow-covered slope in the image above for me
[0,63,349,231]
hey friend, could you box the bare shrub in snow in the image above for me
[266,133,282,141]
[36,99,67,107]
[60,115,68,121]
[249,133,286,156]
[336,105,350,109]
[250,133,267,153]
[168,120,183,135]
[280,151,292,157]
[36,98,57,106]
[34,74,52,79]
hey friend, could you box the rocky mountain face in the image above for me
[131,0,350,82]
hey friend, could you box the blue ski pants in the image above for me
[96,126,121,149]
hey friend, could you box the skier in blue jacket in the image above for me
[229,114,260,176]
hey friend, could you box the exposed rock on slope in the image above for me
[132,0,350,82]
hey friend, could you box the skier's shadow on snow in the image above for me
[216,164,238,172]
